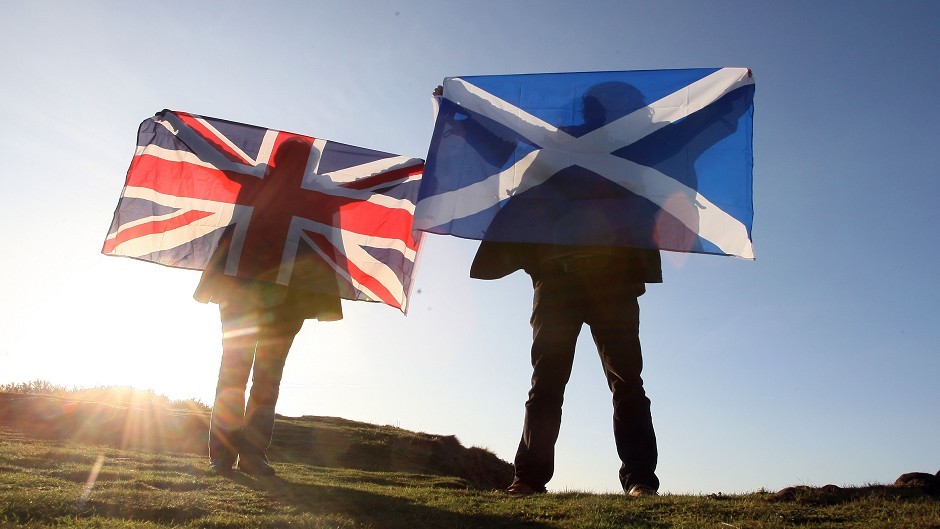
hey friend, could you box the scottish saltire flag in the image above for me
[103,110,424,312]
[415,68,756,258]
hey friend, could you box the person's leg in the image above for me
[585,276,659,492]
[241,310,304,469]
[209,303,257,468]
[512,274,582,491]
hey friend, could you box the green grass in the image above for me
[0,388,938,528]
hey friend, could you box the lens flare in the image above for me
[78,453,105,506]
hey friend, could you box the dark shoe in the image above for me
[237,455,276,476]
[506,481,545,496]
[627,484,659,497]
[208,459,234,475]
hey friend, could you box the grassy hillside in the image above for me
[0,389,512,491]
[0,389,938,528]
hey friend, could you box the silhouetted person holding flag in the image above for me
[195,137,342,476]
[434,81,663,496]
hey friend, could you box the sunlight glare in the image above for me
[78,453,105,507]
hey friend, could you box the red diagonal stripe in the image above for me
[102,209,215,254]
[126,155,244,203]
[337,201,419,249]
[340,163,424,191]
[306,231,401,309]
[174,112,257,165]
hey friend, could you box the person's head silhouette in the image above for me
[269,137,312,180]
[580,81,646,130]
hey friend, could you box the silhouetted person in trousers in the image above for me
[472,241,661,496]
[434,82,663,496]
[195,137,342,476]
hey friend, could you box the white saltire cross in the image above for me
[416,67,755,258]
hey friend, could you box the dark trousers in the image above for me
[208,302,304,463]
[513,268,659,491]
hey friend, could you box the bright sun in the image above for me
[6,263,223,405]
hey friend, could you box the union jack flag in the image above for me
[103,110,424,312]
[416,68,755,258]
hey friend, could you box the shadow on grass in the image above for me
[237,473,556,529]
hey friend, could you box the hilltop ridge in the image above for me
[0,388,513,490]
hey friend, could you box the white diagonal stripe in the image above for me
[414,148,572,229]
[136,144,219,170]
[106,186,237,257]
[288,177,419,212]
[573,67,753,153]
[159,113,267,178]
[321,156,422,183]
[256,130,279,165]
[112,186,236,226]
[277,217,413,309]
[571,154,754,258]
[445,77,563,148]
[305,138,327,177]
[192,115,256,164]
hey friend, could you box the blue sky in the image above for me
[1,0,938,494]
